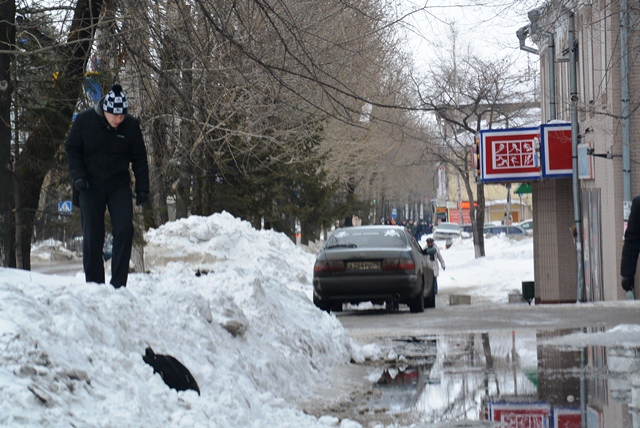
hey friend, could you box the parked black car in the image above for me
[313,225,435,313]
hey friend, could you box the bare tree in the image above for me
[2,0,473,266]
[416,32,537,257]
[9,0,105,269]
[0,0,16,266]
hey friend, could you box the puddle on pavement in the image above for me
[362,328,640,427]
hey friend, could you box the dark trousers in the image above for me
[79,185,133,288]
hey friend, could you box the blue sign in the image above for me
[58,201,73,215]
[391,207,397,219]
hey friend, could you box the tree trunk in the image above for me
[176,170,191,219]
[146,119,169,227]
[14,0,104,269]
[0,0,16,267]
[130,206,145,274]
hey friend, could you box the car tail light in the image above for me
[328,260,345,272]
[382,258,399,270]
[314,259,329,273]
[313,259,345,273]
[397,253,416,271]
[383,252,415,272]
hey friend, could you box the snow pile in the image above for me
[0,212,365,427]
[426,234,535,303]
[31,238,80,262]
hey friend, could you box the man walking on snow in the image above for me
[65,84,149,288]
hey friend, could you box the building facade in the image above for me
[521,0,639,302]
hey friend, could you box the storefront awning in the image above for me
[514,183,532,194]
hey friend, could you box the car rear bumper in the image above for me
[432,233,459,240]
[313,274,421,304]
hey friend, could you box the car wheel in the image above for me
[409,282,425,313]
[330,302,344,312]
[313,295,331,313]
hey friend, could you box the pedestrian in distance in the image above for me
[424,238,446,294]
[621,195,640,299]
[425,222,434,234]
[414,220,425,241]
[65,84,150,288]
[406,218,416,237]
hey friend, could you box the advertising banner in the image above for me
[437,165,447,198]
[479,128,541,183]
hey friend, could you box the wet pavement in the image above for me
[334,303,640,427]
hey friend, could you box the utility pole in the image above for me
[569,12,585,303]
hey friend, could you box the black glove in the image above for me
[74,178,89,192]
[136,192,149,206]
[622,276,635,291]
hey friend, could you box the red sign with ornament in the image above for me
[478,124,573,183]
[480,128,541,183]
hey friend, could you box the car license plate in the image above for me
[347,261,380,270]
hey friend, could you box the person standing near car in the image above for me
[65,84,149,288]
[621,194,640,299]
[424,238,446,293]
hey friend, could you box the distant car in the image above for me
[432,222,461,241]
[459,224,473,239]
[484,224,528,239]
[312,225,435,313]
[517,219,533,236]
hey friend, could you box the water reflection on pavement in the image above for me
[364,328,640,427]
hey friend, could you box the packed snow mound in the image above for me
[145,212,316,285]
[0,212,360,427]
[31,238,80,262]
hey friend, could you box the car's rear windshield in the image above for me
[437,224,459,230]
[325,228,408,249]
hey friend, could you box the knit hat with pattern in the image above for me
[102,84,128,115]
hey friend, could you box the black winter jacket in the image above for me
[621,195,640,278]
[65,102,149,206]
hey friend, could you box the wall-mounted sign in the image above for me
[477,124,574,184]
[479,128,541,183]
[541,123,573,178]
[578,142,594,179]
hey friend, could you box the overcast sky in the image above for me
[399,0,545,72]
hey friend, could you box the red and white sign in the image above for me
[477,124,574,183]
[553,408,581,428]
[541,123,572,177]
[480,128,541,183]
[448,208,471,225]
[489,403,550,428]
